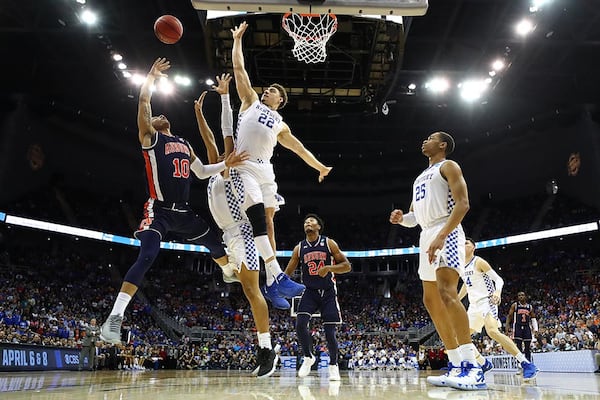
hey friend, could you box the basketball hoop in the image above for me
[282,12,338,64]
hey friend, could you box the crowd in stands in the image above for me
[1,188,600,371]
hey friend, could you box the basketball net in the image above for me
[282,13,338,64]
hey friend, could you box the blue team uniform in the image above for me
[297,235,342,323]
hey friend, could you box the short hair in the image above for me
[304,213,324,233]
[271,83,288,110]
[465,237,476,248]
[436,131,455,156]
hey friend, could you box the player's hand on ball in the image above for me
[317,266,330,277]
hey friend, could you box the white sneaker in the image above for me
[298,356,316,378]
[328,364,341,381]
[221,262,240,283]
[446,362,487,391]
[426,363,461,387]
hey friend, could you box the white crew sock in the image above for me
[458,343,478,365]
[110,292,132,317]
[258,332,272,350]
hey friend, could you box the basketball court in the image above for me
[2,369,600,399]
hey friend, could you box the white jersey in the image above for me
[235,100,284,163]
[206,169,247,231]
[461,256,495,306]
[412,161,455,228]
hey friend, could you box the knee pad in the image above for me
[246,203,267,237]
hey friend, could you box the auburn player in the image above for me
[100,58,248,345]
[507,291,539,368]
[284,214,351,381]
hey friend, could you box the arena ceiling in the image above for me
[1,0,600,204]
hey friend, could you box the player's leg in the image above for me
[468,310,493,373]
[322,290,342,381]
[101,229,161,344]
[296,291,318,377]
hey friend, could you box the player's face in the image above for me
[304,217,320,234]
[421,133,444,156]
[261,87,282,109]
[151,115,170,131]
[465,240,475,257]
[518,292,526,302]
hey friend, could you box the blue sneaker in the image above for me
[481,359,493,373]
[274,273,305,298]
[262,284,290,310]
[522,361,539,381]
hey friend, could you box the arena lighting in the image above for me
[516,19,535,36]
[174,75,192,86]
[491,59,505,71]
[530,0,551,13]
[408,83,417,90]
[112,53,123,62]
[157,78,174,95]
[131,74,145,86]
[458,79,489,102]
[205,78,215,86]
[117,62,127,70]
[1,212,597,258]
[424,77,449,93]
[80,9,98,25]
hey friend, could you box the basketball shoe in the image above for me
[328,364,341,381]
[256,347,278,378]
[481,359,493,374]
[298,355,316,378]
[446,361,487,391]
[274,273,305,298]
[426,363,462,387]
[100,315,123,345]
[221,262,240,284]
[522,361,539,381]
[262,284,290,310]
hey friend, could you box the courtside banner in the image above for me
[0,343,80,371]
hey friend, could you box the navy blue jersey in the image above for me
[512,302,533,340]
[299,235,336,290]
[142,132,192,203]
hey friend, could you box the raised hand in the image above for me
[231,21,249,39]
[212,73,232,95]
[224,150,250,167]
[149,57,170,78]
[194,91,208,113]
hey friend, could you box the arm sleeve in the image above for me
[190,158,226,179]
[221,94,233,137]
[399,211,418,228]
[531,318,539,332]
[485,268,504,295]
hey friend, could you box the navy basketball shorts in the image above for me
[297,288,342,324]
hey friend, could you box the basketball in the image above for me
[154,15,183,44]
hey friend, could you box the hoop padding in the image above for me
[282,13,338,64]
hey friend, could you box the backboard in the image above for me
[191,0,428,16]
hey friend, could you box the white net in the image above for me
[282,13,338,64]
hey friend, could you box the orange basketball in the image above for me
[154,15,183,44]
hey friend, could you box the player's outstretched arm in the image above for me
[138,58,170,145]
[231,21,258,110]
[194,91,219,164]
[277,123,332,182]
[212,73,235,158]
